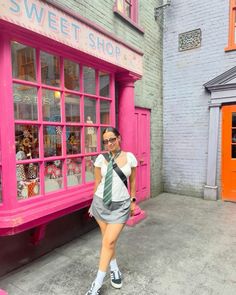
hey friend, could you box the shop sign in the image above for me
[0,0,143,75]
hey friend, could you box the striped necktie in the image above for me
[103,151,121,206]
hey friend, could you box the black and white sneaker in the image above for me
[110,270,123,289]
[85,281,101,295]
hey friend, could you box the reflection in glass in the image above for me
[84,97,96,123]
[84,67,96,94]
[64,59,80,90]
[43,126,62,157]
[67,158,82,187]
[13,84,38,121]
[232,145,236,158]
[11,41,36,82]
[66,126,81,154]
[17,163,40,199]
[45,160,63,193]
[99,72,110,97]
[232,129,236,143]
[85,127,97,152]
[65,94,80,122]
[41,51,60,86]
[232,113,236,127]
[100,100,110,124]
[15,125,39,159]
[124,0,132,18]
[85,156,96,182]
[42,89,61,122]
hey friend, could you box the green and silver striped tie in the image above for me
[103,151,120,206]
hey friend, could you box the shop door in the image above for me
[222,105,236,201]
[134,108,150,202]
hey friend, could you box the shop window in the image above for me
[84,67,96,94]
[114,0,138,23]
[41,51,60,87]
[11,41,113,200]
[11,42,36,82]
[64,59,80,91]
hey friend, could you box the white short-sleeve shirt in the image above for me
[94,152,137,202]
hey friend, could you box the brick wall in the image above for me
[54,0,163,196]
[163,0,234,197]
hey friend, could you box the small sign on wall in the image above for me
[179,29,201,51]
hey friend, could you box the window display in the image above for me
[10,40,113,201]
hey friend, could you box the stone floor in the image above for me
[1,193,236,295]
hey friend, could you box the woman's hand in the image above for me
[130,201,136,216]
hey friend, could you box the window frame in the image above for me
[226,0,236,51]
[113,0,144,33]
[0,30,115,212]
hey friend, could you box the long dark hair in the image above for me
[102,127,120,137]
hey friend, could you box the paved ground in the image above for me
[1,193,236,295]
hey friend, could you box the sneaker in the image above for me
[110,270,123,289]
[85,281,101,295]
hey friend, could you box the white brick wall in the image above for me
[163,0,233,197]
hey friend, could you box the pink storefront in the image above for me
[0,0,145,240]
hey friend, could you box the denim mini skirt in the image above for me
[89,195,131,224]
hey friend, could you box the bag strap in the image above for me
[103,153,128,188]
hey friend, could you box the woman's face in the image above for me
[103,131,120,153]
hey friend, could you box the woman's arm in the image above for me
[129,167,136,198]
[93,167,102,193]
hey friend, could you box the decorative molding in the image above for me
[204,66,236,91]
[178,29,201,52]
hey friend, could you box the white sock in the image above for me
[110,259,119,271]
[94,270,106,288]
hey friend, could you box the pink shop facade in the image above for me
[0,0,145,236]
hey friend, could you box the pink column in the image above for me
[117,73,137,152]
[116,72,146,226]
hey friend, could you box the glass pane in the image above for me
[232,129,236,143]
[11,41,36,82]
[43,126,62,157]
[99,72,110,97]
[100,100,110,124]
[41,51,60,87]
[124,0,132,17]
[17,163,40,199]
[15,125,39,159]
[84,67,96,94]
[13,84,38,121]
[67,158,82,187]
[42,89,61,122]
[85,156,96,182]
[85,127,97,152]
[232,145,236,158]
[117,0,124,12]
[66,126,81,154]
[232,113,236,127]
[64,59,80,90]
[84,97,96,123]
[45,161,63,193]
[65,94,80,122]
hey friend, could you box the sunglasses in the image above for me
[102,137,117,145]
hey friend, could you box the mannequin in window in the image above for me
[86,116,97,152]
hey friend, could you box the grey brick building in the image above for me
[163,0,236,201]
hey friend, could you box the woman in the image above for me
[86,127,137,295]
